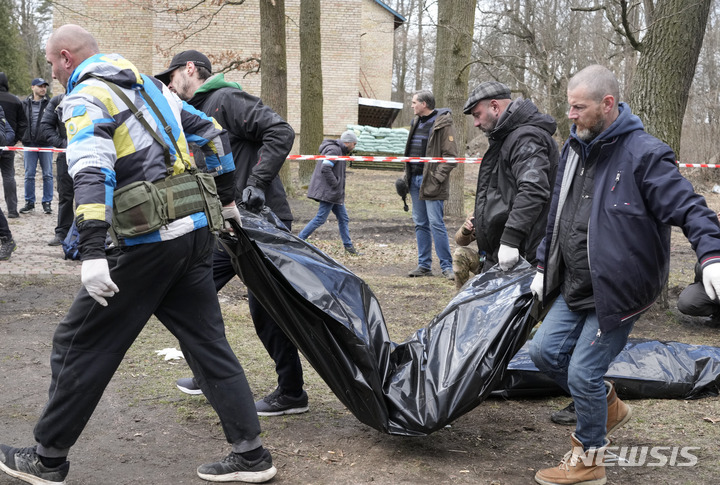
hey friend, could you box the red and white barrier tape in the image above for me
[0,146,66,153]
[1,147,716,168]
[286,154,483,163]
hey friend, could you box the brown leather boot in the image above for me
[534,434,607,485]
[605,381,632,435]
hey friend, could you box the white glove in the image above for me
[222,203,242,227]
[81,258,119,307]
[702,263,720,301]
[530,272,543,303]
[498,244,520,271]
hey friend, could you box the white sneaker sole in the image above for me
[197,464,277,483]
[0,460,66,485]
[256,405,309,417]
[176,384,204,395]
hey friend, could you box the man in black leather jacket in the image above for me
[463,81,558,273]
[157,50,308,416]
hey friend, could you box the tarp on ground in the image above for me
[493,339,720,400]
[220,210,537,436]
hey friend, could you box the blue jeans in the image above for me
[298,201,352,247]
[23,150,54,204]
[529,294,636,450]
[409,174,452,271]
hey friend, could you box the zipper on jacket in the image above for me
[611,171,621,191]
[591,328,601,345]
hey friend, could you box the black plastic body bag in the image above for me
[219,211,537,436]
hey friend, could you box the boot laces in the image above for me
[558,450,580,471]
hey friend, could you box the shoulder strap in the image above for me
[87,74,189,174]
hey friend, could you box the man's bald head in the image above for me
[566,65,621,141]
[45,24,100,88]
[46,24,100,64]
[568,65,620,105]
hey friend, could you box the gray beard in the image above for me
[575,119,605,142]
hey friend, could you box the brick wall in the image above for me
[52,0,398,148]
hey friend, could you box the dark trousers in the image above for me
[0,207,10,240]
[212,220,304,395]
[677,282,720,317]
[34,228,262,457]
[0,150,17,214]
[54,154,74,239]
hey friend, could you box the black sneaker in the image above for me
[7,211,19,219]
[197,448,276,483]
[550,401,577,425]
[0,238,16,261]
[407,265,433,277]
[344,245,360,255]
[176,377,203,395]
[255,388,309,416]
[19,203,34,214]
[0,444,69,485]
[42,202,52,214]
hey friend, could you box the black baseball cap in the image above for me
[155,50,212,85]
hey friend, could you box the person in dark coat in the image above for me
[403,90,458,280]
[40,93,73,246]
[529,64,720,485]
[298,130,359,254]
[20,78,54,214]
[462,81,558,273]
[0,105,17,259]
[0,72,27,218]
[156,50,309,417]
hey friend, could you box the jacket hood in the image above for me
[67,53,143,93]
[430,108,454,130]
[490,98,557,141]
[0,72,8,92]
[195,73,242,95]
[570,102,644,155]
[320,138,348,155]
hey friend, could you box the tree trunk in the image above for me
[391,0,413,105]
[432,0,476,218]
[627,0,712,310]
[414,0,425,92]
[259,0,293,193]
[628,0,712,155]
[298,0,323,186]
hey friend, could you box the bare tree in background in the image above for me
[19,0,52,83]
[621,0,712,155]
[298,0,323,186]
[259,0,293,193]
[432,0,476,217]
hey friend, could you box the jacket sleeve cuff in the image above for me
[700,254,720,270]
[499,227,524,249]
[79,225,109,261]
[247,175,268,191]
[214,172,235,206]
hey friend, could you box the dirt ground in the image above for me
[1,167,719,485]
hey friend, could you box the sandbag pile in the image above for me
[347,125,409,154]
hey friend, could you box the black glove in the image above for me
[395,178,409,212]
[242,185,266,213]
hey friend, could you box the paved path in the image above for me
[0,154,81,276]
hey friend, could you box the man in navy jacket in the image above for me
[529,65,720,485]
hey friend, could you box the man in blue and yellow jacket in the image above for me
[0,24,277,485]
